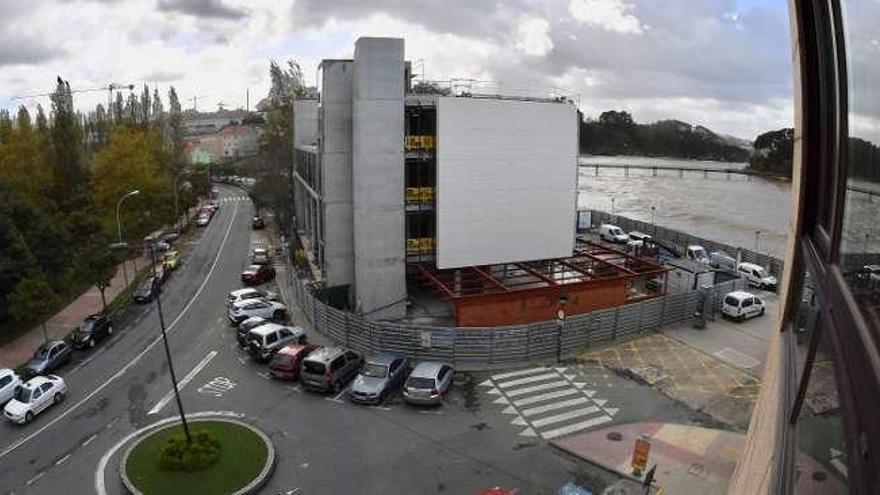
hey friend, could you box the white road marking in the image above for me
[513,389,580,407]
[418,410,444,415]
[54,453,71,466]
[521,397,590,417]
[0,202,240,462]
[81,434,98,447]
[197,376,238,397]
[257,371,272,380]
[148,350,217,415]
[540,415,613,440]
[495,372,560,389]
[504,380,569,398]
[25,472,45,486]
[518,427,538,437]
[95,411,244,495]
[530,406,602,428]
[490,367,549,381]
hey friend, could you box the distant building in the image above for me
[184,124,260,164]
[183,110,250,136]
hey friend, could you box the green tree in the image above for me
[749,128,794,176]
[81,246,117,310]
[168,87,184,167]
[49,77,86,206]
[8,270,59,344]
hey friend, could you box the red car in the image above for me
[268,343,319,380]
[241,264,275,285]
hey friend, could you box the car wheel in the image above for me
[89,339,96,349]
[54,393,62,405]
[760,308,765,316]
[25,412,33,423]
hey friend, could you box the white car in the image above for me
[4,375,67,424]
[227,298,287,324]
[226,288,280,308]
[196,214,210,227]
[736,262,778,290]
[722,291,766,321]
[0,369,22,405]
[686,245,710,264]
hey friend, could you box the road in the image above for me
[0,185,589,495]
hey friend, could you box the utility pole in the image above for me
[754,230,761,251]
[149,245,192,442]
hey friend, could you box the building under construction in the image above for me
[292,36,667,326]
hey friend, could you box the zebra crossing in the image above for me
[480,366,618,440]
[219,196,250,203]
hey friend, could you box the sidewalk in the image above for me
[0,255,148,368]
[551,422,845,495]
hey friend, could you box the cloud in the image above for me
[568,0,643,34]
[516,15,553,57]
[141,69,185,82]
[157,0,248,20]
[0,33,66,67]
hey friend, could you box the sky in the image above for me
[0,0,798,140]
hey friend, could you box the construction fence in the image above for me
[288,271,746,370]
[586,210,786,279]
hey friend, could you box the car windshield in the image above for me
[34,345,50,359]
[302,361,326,375]
[270,353,293,367]
[724,296,739,306]
[407,377,435,389]
[78,320,94,332]
[14,387,31,403]
[362,363,388,378]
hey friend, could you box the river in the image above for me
[577,155,791,258]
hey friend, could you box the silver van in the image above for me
[300,347,364,393]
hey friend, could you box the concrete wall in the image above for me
[320,60,355,289]
[294,100,318,147]
[352,38,406,319]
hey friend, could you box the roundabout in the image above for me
[120,416,274,495]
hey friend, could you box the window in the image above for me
[279,329,292,339]
[49,346,58,358]
[40,383,52,393]
[330,357,344,372]
[32,389,42,400]
[266,332,278,345]
[438,366,450,381]
[0,375,10,387]
[742,298,753,308]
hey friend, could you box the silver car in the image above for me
[348,354,410,405]
[402,362,454,406]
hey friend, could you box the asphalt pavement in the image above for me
[0,185,580,495]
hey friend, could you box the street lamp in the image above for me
[147,244,192,443]
[611,197,616,216]
[754,230,761,251]
[116,189,140,287]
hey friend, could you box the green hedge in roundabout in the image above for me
[123,419,273,495]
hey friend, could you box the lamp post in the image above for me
[116,189,140,287]
[148,244,192,443]
[611,197,616,216]
[754,230,761,251]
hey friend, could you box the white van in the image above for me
[722,291,766,321]
[686,245,710,265]
[710,251,737,272]
[599,224,629,244]
[736,262,778,290]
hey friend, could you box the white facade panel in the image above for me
[436,97,577,269]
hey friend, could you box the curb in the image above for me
[120,416,276,495]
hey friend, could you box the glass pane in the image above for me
[794,322,850,493]
[840,0,880,325]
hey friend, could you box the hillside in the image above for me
[579,110,751,162]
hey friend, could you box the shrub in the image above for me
[158,430,222,471]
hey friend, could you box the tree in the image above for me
[82,246,117,310]
[411,81,452,95]
[49,77,86,206]
[113,91,125,124]
[8,270,59,344]
[140,84,152,126]
[749,128,794,176]
[168,87,184,166]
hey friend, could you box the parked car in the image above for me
[3,375,67,424]
[722,291,766,321]
[241,264,275,285]
[0,369,22,405]
[133,276,161,303]
[163,250,181,271]
[236,316,268,347]
[252,216,265,230]
[709,251,737,272]
[300,347,364,393]
[196,213,210,227]
[25,341,72,377]
[686,245,710,264]
[151,241,171,253]
[247,323,306,361]
[598,224,629,244]
[402,362,454,406]
[268,343,319,380]
[163,232,180,244]
[227,299,287,324]
[252,247,271,265]
[349,354,410,405]
[72,314,113,349]
[736,262,778,290]
[227,288,280,308]
[628,231,651,243]
[209,200,220,211]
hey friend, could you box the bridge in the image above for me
[579,162,879,200]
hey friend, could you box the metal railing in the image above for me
[288,268,746,370]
